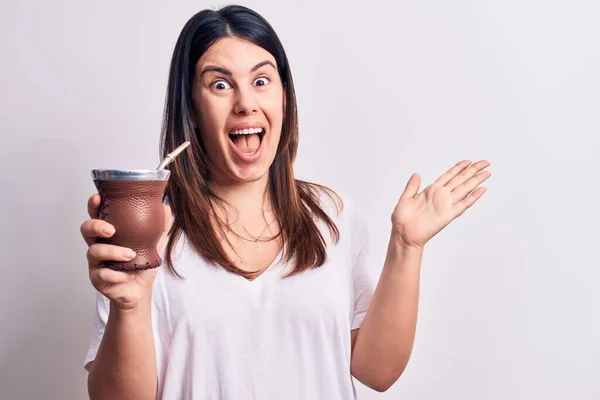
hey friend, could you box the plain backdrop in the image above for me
[1,0,599,399]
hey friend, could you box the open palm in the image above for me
[392,160,491,249]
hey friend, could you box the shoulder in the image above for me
[305,182,366,238]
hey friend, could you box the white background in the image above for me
[1,0,599,399]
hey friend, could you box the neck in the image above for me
[209,174,272,219]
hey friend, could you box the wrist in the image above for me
[110,296,152,320]
[384,232,425,274]
[390,230,424,253]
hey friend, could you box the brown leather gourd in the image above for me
[94,179,168,271]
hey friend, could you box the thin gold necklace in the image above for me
[228,219,279,251]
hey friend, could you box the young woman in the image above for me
[80,5,491,400]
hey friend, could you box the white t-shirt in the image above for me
[84,192,380,400]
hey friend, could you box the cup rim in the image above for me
[91,169,171,181]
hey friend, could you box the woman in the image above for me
[80,5,491,400]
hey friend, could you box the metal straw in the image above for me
[157,141,191,170]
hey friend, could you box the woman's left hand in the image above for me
[391,160,491,249]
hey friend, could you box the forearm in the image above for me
[88,297,157,400]
[351,233,423,391]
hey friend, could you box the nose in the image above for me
[233,86,258,115]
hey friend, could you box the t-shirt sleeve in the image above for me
[348,197,380,330]
[83,290,110,371]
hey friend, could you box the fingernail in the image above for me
[124,249,136,259]
[103,225,115,235]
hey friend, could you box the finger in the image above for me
[434,160,472,186]
[454,187,488,217]
[87,243,136,266]
[400,173,421,199]
[88,194,101,219]
[446,160,490,191]
[90,266,134,285]
[451,171,492,202]
[81,219,115,247]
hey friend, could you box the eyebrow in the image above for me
[199,60,276,77]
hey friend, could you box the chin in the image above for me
[231,163,271,183]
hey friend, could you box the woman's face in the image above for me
[192,37,285,186]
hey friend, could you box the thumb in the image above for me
[400,173,421,200]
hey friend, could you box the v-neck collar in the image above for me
[235,243,287,286]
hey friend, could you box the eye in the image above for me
[211,79,232,90]
[254,77,270,87]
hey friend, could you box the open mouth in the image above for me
[228,127,265,156]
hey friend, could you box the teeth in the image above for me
[229,128,263,135]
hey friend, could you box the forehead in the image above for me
[197,36,276,73]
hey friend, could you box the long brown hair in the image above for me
[159,5,342,279]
